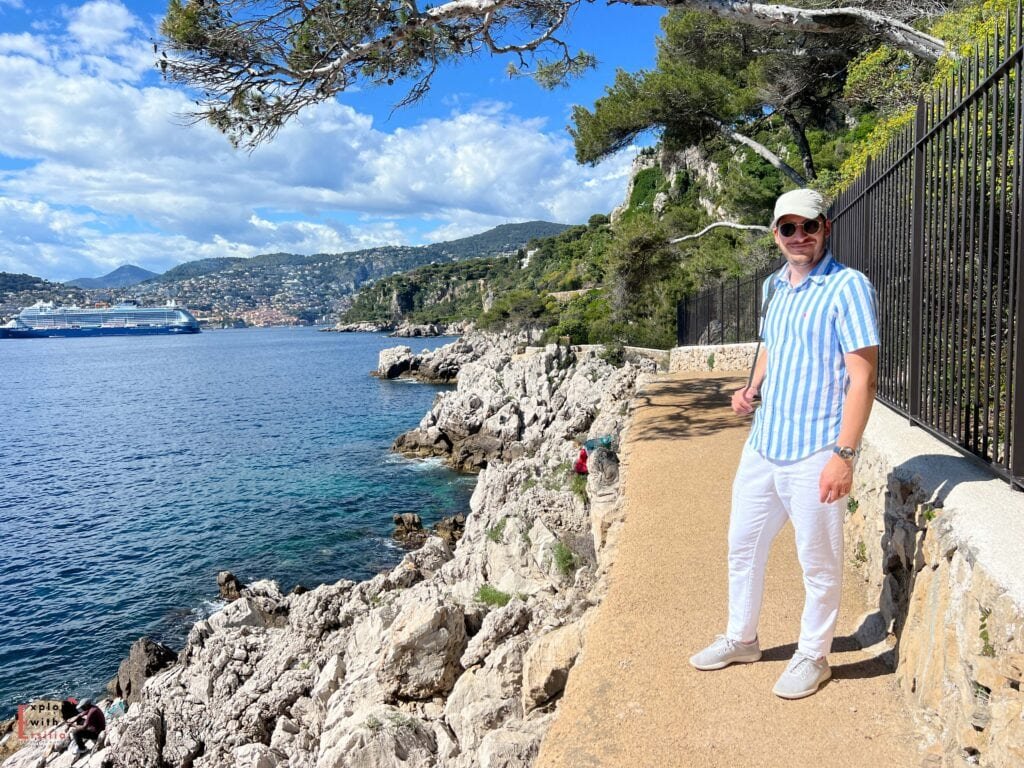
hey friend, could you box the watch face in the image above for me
[836,446,856,459]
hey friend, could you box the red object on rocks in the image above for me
[573,448,588,475]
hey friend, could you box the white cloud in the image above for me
[0,33,50,61]
[0,1,634,282]
[67,1,137,50]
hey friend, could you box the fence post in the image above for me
[909,95,926,423]
[676,300,686,347]
[719,282,725,344]
[1013,150,1024,484]
[863,156,873,274]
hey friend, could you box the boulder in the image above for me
[378,595,467,701]
[461,599,531,668]
[392,512,429,548]
[316,706,437,768]
[521,620,587,712]
[476,718,551,768]
[109,708,164,768]
[390,323,442,338]
[233,742,285,768]
[217,570,245,601]
[115,637,178,704]
[451,433,505,472]
[391,426,452,459]
[391,536,454,587]
[377,346,413,379]
[433,514,466,547]
[207,597,275,631]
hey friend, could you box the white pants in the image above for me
[726,445,845,659]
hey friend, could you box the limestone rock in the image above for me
[109,708,164,768]
[377,346,413,379]
[522,620,587,712]
[390,322,442,338]
[317,706,437,768]
[207,596,276,632]
[461,599,531,668]
[476,717,552,768]
[115,637,177,704]
[218,570,245,601]
[444,638,527,755]
[233,742,285,768]
[433,514,465,547]
[392,512,428,548]
[378,594,467,701]
[333,321,395,333]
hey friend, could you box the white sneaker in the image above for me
[689,634,762,670]
[773,653,831,699]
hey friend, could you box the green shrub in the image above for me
[979,607,995,658]
[846,497,859,515]
[553,542,577,577]
[599,340,626,367]
[486,517,508,543]
[475,584,512,607]
[854,540,868,564]
[571,472,588,501]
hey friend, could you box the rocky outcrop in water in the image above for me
[112,638,178,705]
[331,322,396,333]
[4,333,652,768]
[375,333,495,384]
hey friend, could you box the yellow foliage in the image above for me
[835,0,1019,196]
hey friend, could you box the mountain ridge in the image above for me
[67,264,159,289]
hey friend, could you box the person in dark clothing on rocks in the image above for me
[68,698,105,754]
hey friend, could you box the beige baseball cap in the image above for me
[771,188,827,228]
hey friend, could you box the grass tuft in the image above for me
[475,584,512,608]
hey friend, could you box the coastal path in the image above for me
[535,371,922,768]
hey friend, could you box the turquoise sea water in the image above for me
[0,328,474,717]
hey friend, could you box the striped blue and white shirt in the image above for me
[748,250,879,461]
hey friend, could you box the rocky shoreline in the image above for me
[328,321,471,338]
[3,332,654,768]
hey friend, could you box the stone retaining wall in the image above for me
[844,404,1024,767]
[668,342,756,373]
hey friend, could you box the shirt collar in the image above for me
[773,249,835,289]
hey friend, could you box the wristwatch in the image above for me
[833,445,857,461]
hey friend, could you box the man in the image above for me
[68,697,105,755]
[689,188,879,699]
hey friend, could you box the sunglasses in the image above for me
[777,218,822,238]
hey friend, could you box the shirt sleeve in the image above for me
[835,272,880,353]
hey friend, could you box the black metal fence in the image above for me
[677,4,1024,486]
[675,263,779,346]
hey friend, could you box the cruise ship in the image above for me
[0,301,201,339]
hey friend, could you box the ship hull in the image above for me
[0,325,201,339]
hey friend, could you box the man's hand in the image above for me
[731,386,758,415]
[819,454,853,504]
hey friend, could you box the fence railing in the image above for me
[675,263,780,347]
[676,3,1024,486]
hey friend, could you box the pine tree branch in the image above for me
[669,222,771,244]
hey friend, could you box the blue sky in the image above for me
[0,0,665,281]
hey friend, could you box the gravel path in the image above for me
[535,372,921,768]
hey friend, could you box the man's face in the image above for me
[773,214,831,270]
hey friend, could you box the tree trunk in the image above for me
[708,118,807,187]
[636,0,947,62]
[780,110,817,181]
